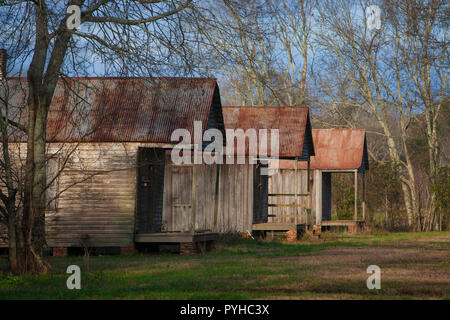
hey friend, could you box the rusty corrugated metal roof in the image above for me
[222,106,313,158]
[276,129,369,171]
[3,77,223,143]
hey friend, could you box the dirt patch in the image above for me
[413,235,450,243]
[233,240,450,299]
[265,241,449,263]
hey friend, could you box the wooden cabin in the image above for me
[221,106,315,237]
[272,129,369,233]
[0,77,226,254]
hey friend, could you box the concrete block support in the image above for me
[286,230,298,242]
[121,246,135,254]
[53,247,68,257]
[180,242,196,255]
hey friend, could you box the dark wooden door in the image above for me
[253,162,268,224]
[322,172,332,221]
[136,147,166,234]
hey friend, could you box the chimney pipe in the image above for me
[0,49,7,81]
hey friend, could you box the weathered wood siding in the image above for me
[216,163,254,233]
[162,161,217,232]
[0,142,221,248]
[0,143,27,248]
[0,223,7,247]
[162,161,254,233]
[268,168,317,224]
[0,144,260,247]
[0,143,140,247]
[51,145,223,245]
[160,160,257,234]
[267,168,334,226]
[46,143,139,247]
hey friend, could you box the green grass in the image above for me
[0,231,449,300]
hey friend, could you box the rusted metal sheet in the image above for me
[222,106,313,158]
[276,129,368,171]
[3,77,223,143]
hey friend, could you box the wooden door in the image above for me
[321,172,332,221]
[136,147,166,234]
[253,162,268,224]
[167,165,192,232]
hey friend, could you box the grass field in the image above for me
[1,231,449,300]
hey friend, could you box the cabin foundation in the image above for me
[120,246,135,254]
[135,232,218,255]
[52,247,68,257]
[312,225,322,234]
[180,242,195,255]
[348,225,358,234]
[320,220,365,234]
[286,230,297,242]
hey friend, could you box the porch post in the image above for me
[362,171,366,221]
[294,159,298,225]
[213,162,221,232]
[315,170,322,226]
[307,160,311,227]
[354,169,358,221]
[307,160,310,192]
[191,149,197,235]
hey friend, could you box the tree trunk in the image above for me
[14,96,50,274]
[383,128,418,229]
[7,208,18,273]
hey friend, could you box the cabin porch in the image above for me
[315,169,367,234]
[134,147,221,254]
[320,220,365,233]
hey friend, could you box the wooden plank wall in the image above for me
[268,168,311,224]
[0,144,31,247]
[216,163,254,233]
[46,143,139,247]
[0,143,25,247]
[195,163,219,231]
[162,162,217,232]
[162,164,191,232]
[0,223,7,247]
[1,144,257,247]
[162,162,254,233]
[1,142,166,248]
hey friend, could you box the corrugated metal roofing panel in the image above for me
[276,129,368,171]
[222,106,312,158]
[2,77,223,143]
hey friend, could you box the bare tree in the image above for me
[0,0,194,275]
[193,0,313,106]
[383,0,448,230]
[313,0,448,230]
